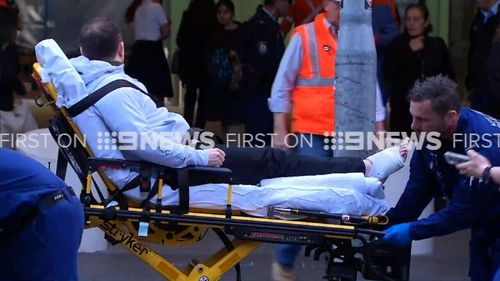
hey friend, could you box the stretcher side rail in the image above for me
[46,107,234,217]
[84,156,233,215]
[32,63,410,281]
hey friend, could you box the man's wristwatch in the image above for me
[481,166,493,185]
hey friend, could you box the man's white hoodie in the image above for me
[36,39,208,202]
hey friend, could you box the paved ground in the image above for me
[79,229,470,281]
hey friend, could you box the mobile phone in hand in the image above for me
[444,151,469,165]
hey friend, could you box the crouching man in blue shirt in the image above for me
[383,75,500,281]
[0,148,84,281]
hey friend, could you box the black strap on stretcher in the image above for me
[171,168,190,215]
[61,80,156,206]
[56,150,68,181]
[66,79,150,118]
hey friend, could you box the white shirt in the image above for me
[133,0,168,41]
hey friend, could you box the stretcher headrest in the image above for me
[34,39,88,108]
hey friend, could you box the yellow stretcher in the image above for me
[32,63,411,281]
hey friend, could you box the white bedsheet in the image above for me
[150,173,388,217]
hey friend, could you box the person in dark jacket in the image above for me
[372,3,398,105]
[206,0,244,135]
[176,0,217,128]
[241,0,289,146]
[385,3,455,135]
[383,75,500,281]
[454,149,500,281]
[0,148,84,281]
[466,0,500,119]
[0,6,25,112]
[487,26,500,119]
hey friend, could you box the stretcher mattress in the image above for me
[128,172,389,217]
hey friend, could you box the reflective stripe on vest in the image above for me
[291,13,337,135]
[295,21,336,86]
[296,77,335,87]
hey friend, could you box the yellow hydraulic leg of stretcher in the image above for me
[86,202,359,281]
[92,216,260,281]
[184,240,259,281]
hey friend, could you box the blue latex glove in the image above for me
[383,223,412,247]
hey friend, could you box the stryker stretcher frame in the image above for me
[32,63,410,281]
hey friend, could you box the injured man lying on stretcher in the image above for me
[35,26,408,218]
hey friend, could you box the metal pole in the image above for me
[334,0,377,158]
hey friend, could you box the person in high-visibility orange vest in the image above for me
[270,0,386,155]
[269,0,385,279]
[271,2,340,159]
[280,0,399,38]
[280,0,324,37]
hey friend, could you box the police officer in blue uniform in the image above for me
[0,148,84,281]
[241,0,289,146]
[382,76,500,281]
